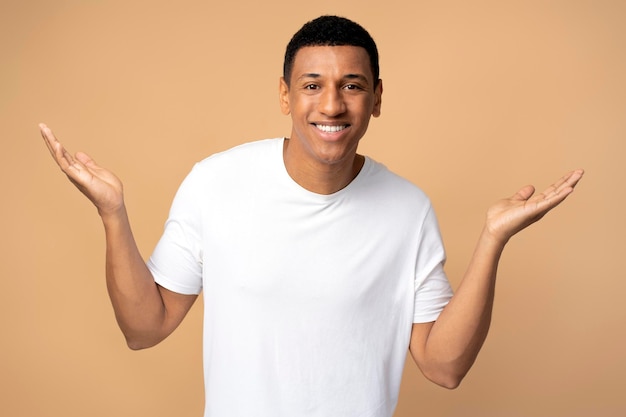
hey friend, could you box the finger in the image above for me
[512,185,535,201]
[534,175,581,210]
[39,123,61,158]
[564,169,584,189]
[39,124,86,177]
[40,123,73,166]
[75,151,96,167]
[539,169,584,200]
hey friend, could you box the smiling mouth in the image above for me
[314,124,349,133]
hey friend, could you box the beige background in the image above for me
[1,0,624,416]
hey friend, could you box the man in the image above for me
[41,15,583,417]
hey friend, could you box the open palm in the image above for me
[40,123,124,215]
[485,169,584,244]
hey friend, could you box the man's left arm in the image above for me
[409,169,584,389]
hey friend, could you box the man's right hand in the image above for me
[40,122,197,349]
[40,123,124,217]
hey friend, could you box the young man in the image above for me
[41,15,583,417]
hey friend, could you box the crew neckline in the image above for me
[276,138,371,201]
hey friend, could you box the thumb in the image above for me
[75,151,97,168]
[513,185,535,201]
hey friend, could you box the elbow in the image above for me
[126,339,151,351]
[433,374,464,390]
[422,366,467,390]
[123,331,163,351]
[125,336,152,351]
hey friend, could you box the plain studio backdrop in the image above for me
[1,1,624,416]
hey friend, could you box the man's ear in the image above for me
[279,77,291,115]
[372,79,383,118]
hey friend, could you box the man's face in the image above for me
[279,45,382,168]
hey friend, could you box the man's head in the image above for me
[283,15,380,88]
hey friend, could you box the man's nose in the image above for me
[318,88,346,116]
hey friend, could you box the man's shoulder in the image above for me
[179,138,283,191]
[364,158,430,202]
[197,138,283,167]
[182,138,281,181]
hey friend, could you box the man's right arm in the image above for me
[40,123,196,349]
[101,204,197,349]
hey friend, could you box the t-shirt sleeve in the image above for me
[413,204,453,323]
[147,165,204,295]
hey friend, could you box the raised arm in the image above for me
[40,123,197,349]
[409,169,584,388]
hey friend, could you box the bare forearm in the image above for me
[101,205,167,349]
[415,227,505,387]
[39,124,195,349]
[412,170,583,388]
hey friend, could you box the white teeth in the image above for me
[316,124,347,133]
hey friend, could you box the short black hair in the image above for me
[283,15,380,87]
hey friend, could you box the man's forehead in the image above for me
[291,45,372,76]
[293,44,369,59]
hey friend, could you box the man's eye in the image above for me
[305,84,319,90]
[344,84,361,90]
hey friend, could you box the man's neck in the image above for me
[282,138,364,195]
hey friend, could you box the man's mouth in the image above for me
[314,124,349,133]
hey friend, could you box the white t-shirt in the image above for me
[148,138,453,417]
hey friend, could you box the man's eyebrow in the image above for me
[296,73,370,84]
[297,73,321,81]
[344,73,370,84]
